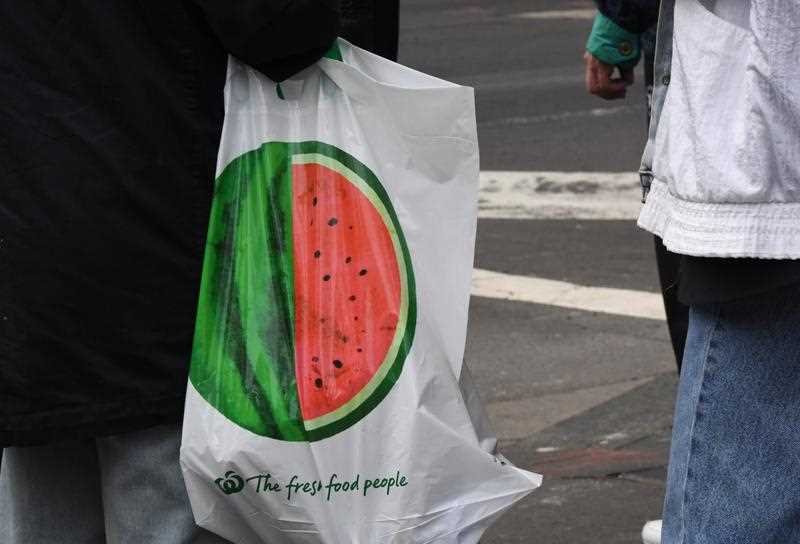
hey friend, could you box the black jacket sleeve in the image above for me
[594,0,660,34]
[193,0,341,81]
[340,0,399,60]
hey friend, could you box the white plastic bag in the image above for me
[180,39,540,544]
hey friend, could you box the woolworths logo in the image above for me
[213,469,409,502]
[214,471,245,495]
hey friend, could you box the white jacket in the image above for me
[638,0,800,258]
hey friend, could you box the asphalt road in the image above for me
[399,0,649,171]
[399,2,677,543]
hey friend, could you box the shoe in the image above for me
[641,519,662,544]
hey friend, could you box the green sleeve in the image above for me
[586,12,641,69]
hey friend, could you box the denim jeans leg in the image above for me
[96,423,231,544]
[662,287,800,543]
[661,304,718,544]
[0,440,106,544]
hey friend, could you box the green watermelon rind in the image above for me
[291,141,417,442]
[191,142,306,441]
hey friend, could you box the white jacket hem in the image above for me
[638,179,800,259]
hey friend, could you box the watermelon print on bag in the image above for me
[191,141,416,442]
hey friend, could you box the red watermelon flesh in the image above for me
[292,163,401,423]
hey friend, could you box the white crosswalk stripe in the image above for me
[511,9,597,20]
[479,171,643,220]
[472,268,666,321]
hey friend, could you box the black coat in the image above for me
[0,0,339,446]
[341,0,399,61]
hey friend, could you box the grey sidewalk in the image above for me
[483,373,676,543]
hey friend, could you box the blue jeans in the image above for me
[663,286,800,543]
[0,423,231,543]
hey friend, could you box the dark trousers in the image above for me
[654,237,688,371]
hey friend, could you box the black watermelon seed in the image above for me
[312,197,318,206]
[349,295,356,301]
[333,360,343,369]
[346,256,352,264]
[328,218,338,226]
[312,356,319,362]
[323,274,331,281]
[354,316,359,321]
[359,269,368,276]
[357,348,363,353]
[314,378,323,388]
[314,250,321,258]
[349,226,354,230]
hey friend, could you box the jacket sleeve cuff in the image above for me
[586,12,641,68]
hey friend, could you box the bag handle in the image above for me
[323,39,343,62]
[277,39,342,99]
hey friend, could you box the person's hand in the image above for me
[584,51,634,100]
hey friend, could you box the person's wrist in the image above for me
[585,12,641,69]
